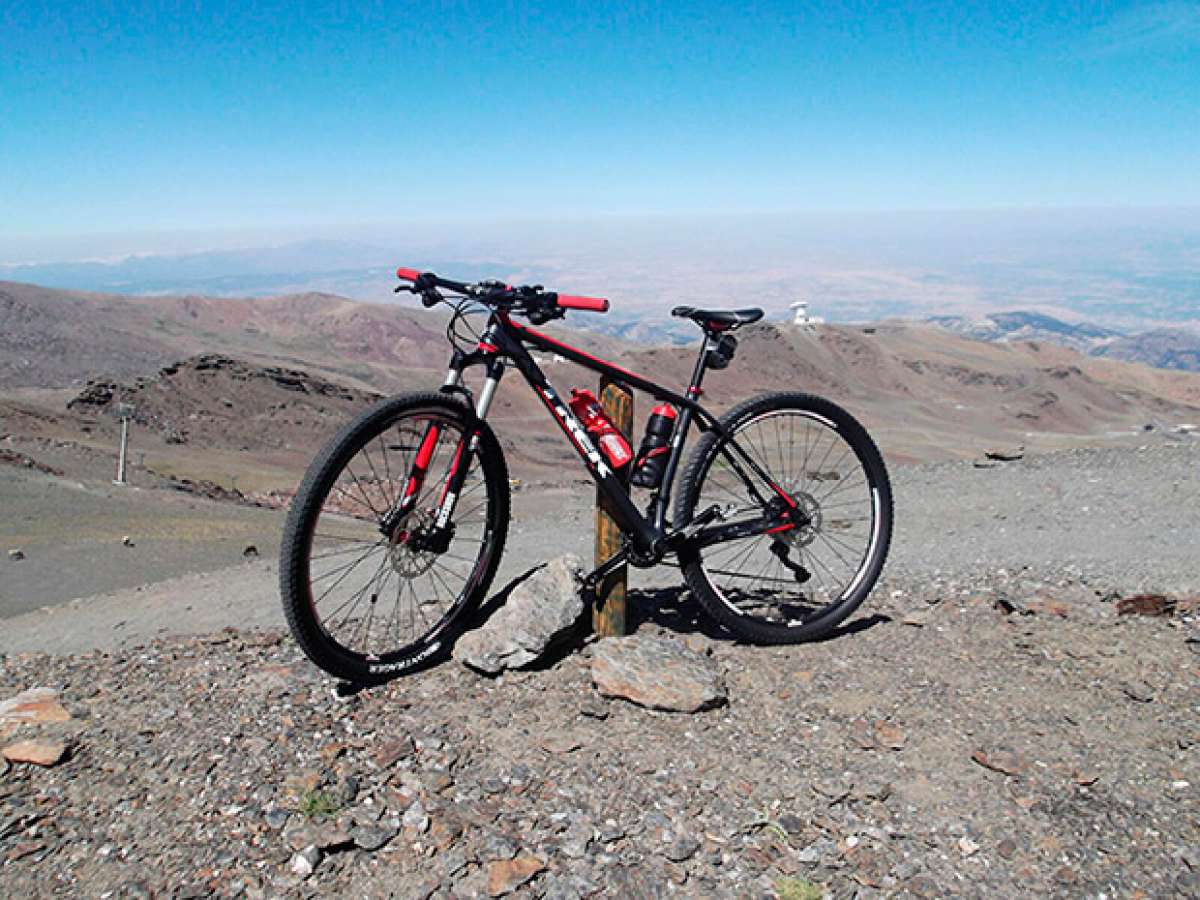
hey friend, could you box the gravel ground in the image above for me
[0,443,1198,897]
[886,442,1200,595]
[1,577,1197,898]
[4,442,1198,653]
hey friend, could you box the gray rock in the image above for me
[453,555,586,674]
[480,828,519,861]
[351,823,396,851]
[8,548,24,561]
[590,633,726,712]
[442,847,468,876]
[402,800,429,833]
[559,819,593,859]
[290,845,321,878]
[663,832,701,862]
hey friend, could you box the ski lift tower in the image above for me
[112,403,135,485]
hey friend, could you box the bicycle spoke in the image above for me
[695,408,878,628]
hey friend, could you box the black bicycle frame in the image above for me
[435,311,800,560]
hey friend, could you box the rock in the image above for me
[984,446,1025,461]
[373,736,415,769]
[8,549,24,561]
[121,535,134,547]
[480,829,518,860]
[902,607,936,627]
[453,555,586,674]
[243,544,259,558]
[577,696,609,720]
[285,823,352,851]
[590,633,726,712]
[351,824,396,851]
[0,687,71,724]
[873,720,906,751]
[663,833,701,862]
[1120,679,1156,703]
[558,820,593,859]
[1025,596,1070,618]
[443,847,468,876]
[402,801,429,833]
[1117,594,1177,617]
[540,733,581,754]
[957,836,980,856]
[1,740,67,767]
[486,852,545,896]
[971,748,1027,776]
[290,845,321,878]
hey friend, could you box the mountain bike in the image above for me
[280,268,893,681]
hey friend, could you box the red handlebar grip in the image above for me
[556,293,610,313]
[396,267,422,282]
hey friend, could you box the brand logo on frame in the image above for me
[539,386,613,478]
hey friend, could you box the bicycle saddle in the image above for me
[671,306,764,331]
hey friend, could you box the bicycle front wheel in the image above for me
[676,392,892,644]
[280,392,509,681]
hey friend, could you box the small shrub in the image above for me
[297,789,338,819]
[775,877,825,900]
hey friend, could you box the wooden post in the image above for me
[593,376,632,637]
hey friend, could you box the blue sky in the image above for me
[2,1,1198,238]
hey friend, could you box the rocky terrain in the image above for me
[67,354,383,453]
[2,444,1198,897]
[3,280,1200,896]
[1095,327,1200,374]
[1,572,1197,898]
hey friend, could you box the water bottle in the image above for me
[568,389,633,473]
[631,403,677,488]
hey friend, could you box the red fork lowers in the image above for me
[401,425,441,503]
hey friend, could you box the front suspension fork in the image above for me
[380,364,502,539]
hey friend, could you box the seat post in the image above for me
[688,333,712,397]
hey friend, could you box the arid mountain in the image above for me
[928,310,1120,354]
[67,354,383,452]
[0,280,621,393]
[3,281,1200,491]
[928,309,1200,373]
[1092,327,1200,372]
[622,322,1200,463]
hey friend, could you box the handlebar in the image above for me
[395,266,609,318]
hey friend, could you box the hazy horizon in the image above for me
[2,206,1198,335]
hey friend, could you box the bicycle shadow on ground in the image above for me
[628,585,891,644]
[339,569,893,693]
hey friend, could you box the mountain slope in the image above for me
[0,281,622,392]
[1093,327,1200,372]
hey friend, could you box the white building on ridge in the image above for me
[790,301,824,328]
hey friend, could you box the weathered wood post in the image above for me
[593,376,632,637]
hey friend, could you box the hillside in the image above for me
[929,310,1200,373]
[3,281,1200,491]
[928,310,1119,354]
[1093,327,1200,372]
[622,322,1200,462]
[0,281,621,393]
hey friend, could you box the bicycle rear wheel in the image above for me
[676,392,892,643]
[280,392,509,681]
